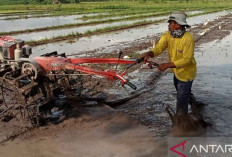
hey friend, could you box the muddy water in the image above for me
[2,13,102,20]
[12,11,205,42]
[31,11,231,57]
[0,10,203,33]
[0,13,164,33]
[0,13,51,20]
[10,11,204,42]
[12,15,167,41]
[115,68,175,137]
[194,32,232,136]
[0,14,107,32]
[0,15,21,20]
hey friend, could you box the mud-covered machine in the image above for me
[0,36,155,124]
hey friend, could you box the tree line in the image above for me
[0,0,230,5]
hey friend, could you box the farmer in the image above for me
[142,11,196,115]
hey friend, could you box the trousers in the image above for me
[173,75,193,115]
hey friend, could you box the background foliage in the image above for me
[1,0,231,5]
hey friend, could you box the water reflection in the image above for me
[32,11,231,57]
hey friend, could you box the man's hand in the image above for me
[158,62,176,71]
[140,51,154,60]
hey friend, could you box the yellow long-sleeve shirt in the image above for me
[152,31,196,82]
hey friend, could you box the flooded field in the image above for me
[11,11,205,42]
[30,10,230,57]
[194,32,232,136]
[5,11,199,40]
[0,5,232,156]
[12,15,166,41]
[0,13,110,32]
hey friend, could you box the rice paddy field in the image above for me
[1,1,232,156]
[0,0,232,47]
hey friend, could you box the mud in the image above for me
[0,109,166,157]
[1,11,232,156]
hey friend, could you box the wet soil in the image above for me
[1,12,232,156]
[0,107,167,157]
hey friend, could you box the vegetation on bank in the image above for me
[1,0,232,6]
[1,0,232,14]
[0,0,231,21]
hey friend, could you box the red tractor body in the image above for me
[0,36,139,124]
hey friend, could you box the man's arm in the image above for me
[141,32,168,59]
[141,52,176,71]
[158,62,176,71]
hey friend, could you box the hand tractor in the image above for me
[0,36,159,124]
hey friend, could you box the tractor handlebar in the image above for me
[126,81,137,90]
[126,57,144,70]
[123,57,159,90]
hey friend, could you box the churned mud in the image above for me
[0,12,232,157]
[0,107,167,157]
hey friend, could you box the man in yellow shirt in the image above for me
[142,11,196,115]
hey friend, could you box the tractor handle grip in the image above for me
[126,81,137,90]
[151,62,159,67]
[136,57,145,63]
[126,57,144,70]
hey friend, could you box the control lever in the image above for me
[115,50,123,70]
